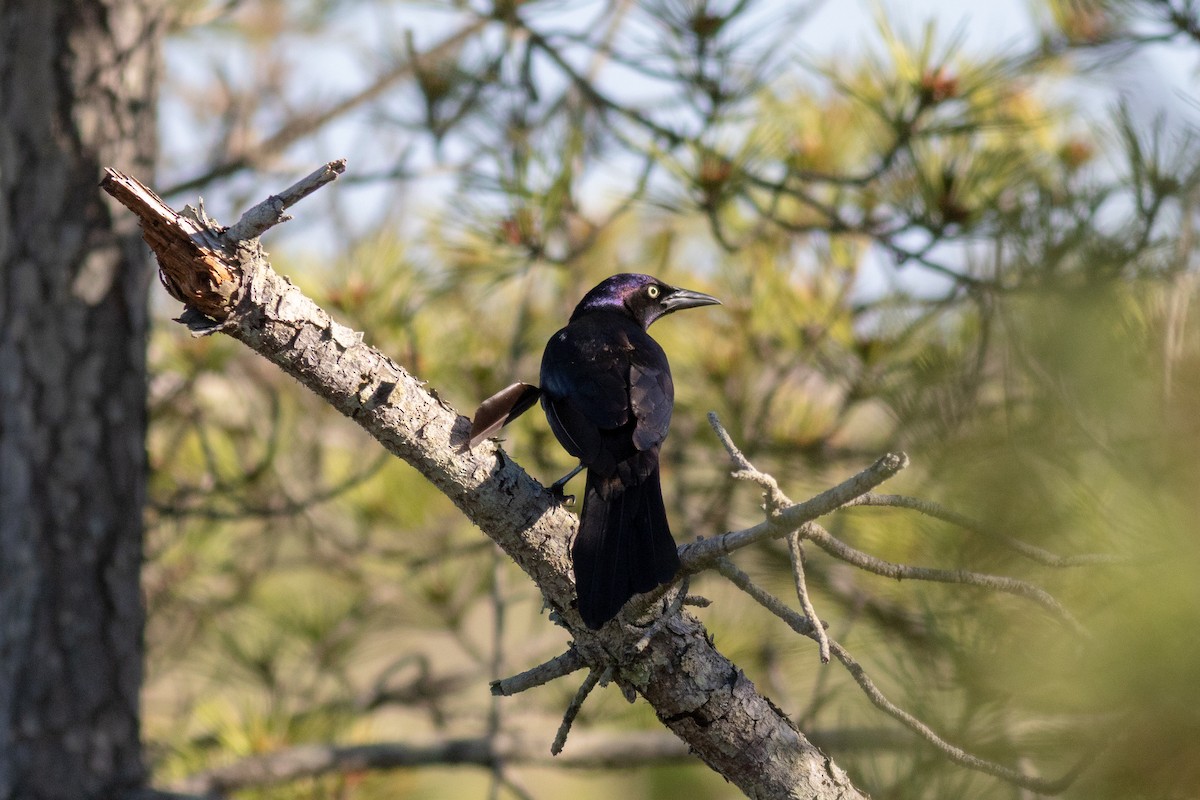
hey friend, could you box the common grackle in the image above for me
[470,274,720,628]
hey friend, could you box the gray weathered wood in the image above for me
[102,169,869,800]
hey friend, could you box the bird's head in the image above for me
[570,273,721,329]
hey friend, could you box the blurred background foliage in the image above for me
[144,0,1200,797]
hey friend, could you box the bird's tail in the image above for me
[572,465,680,629]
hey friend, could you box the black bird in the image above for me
[470,274,720,628]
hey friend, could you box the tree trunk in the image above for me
[0,1,159,798]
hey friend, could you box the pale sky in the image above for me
[158,0,1198,293]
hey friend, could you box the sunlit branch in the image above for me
[490,648,587,697]
[844,492,1124,566]
[714,557,823,639]
[802,520,1086,635]
[787,531,830,663]
[679,414,908,569]
[224,159,346,241]
[703,416,1097,792]
[696,413,1086,632]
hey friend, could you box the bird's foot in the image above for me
[550,484,576,506]
[547,463,584,505]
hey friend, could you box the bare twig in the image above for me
[788,531,830,663]
[715,557,823,639]
[490,648,586,697]
[223,159,346,242]
[681,419,902,568]
[551,666,610,756]
[699,413,1086,633]
[828,640,1096,794]
[844,493,1123,567]
[632,576,690,654]
[801,521,1086,635]
[710,554,1092,795]
[703,413,1100,791]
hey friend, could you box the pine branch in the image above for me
[102,165,867,800]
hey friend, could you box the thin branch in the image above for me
[490,648,586,697]
[801,521,1086,636]
[713,556,1088,794]
[828,640,1096,794]
[707,392,814,619]
[162,19,489,196]
[699,413,1086,633]
[223,159,346,241]
[680,414,908,568]
[632,577,690,654]
[551,666,609,756]
[715,557,823,639]
[787,531,830,663]
[844,493,1124,567]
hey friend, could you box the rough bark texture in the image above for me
[232,245,861,799]
[0,2,159,798]
[103,171,869,800]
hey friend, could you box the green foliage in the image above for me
[146,0,1200,797]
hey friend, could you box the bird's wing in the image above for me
[628,335,674,452]
[540,325,633,465]
[542,344,629,427]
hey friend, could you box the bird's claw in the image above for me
[548,463,584,504]
[550,484,576,506]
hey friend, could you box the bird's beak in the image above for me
[661,286,721,313]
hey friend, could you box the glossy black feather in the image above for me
[540,312,667,473]
[538,274,719,628]
[574,459,679,629]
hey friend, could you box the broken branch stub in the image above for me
[100,169,239,320]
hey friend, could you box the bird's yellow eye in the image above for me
[647,285,660,299]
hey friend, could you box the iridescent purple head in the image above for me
[570,273,720,329]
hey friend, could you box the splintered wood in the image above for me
[101,168,237,319]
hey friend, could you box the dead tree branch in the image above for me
[102,166,866,800]
[695,413,1085,634]
[702,414,1096,794]
[490,648,586,697]
[552,666,610,756]
[787,530,830,663]
[844,492,1123,566]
